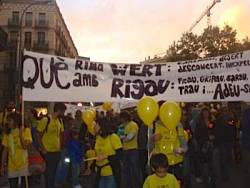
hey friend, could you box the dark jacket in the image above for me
[214,112,235,146]
[195,117,209,145]
[241,107,250,151]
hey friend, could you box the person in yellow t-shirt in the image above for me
[0,101,16,138]
[0,101,16,131]
[94,116,123,188]
[143,153,180,188]
[0,112,32,188]
[37,102,66,188]
[152,120,187,182]
[0,101,16,172]
[120,111,141,188]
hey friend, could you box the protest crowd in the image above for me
[0,99,249,188]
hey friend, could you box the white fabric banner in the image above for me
[22,50,250,102]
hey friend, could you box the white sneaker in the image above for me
[195,177,204,183]
[74,184,82,188]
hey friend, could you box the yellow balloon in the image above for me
[82,110,95,127]
[87,121,96,135]
[102,102,112,111]
[137,96,159,127]
[90,108,96,117]
[159,101,181,130]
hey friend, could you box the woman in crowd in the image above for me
[94,116,123,188]
[1,112,32,188]
[193,107,211,183]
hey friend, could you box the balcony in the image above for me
[7,40,18,49]
[55,26,60,34]
[8,18,20,28]
[33,41,49,51]
[24,42,32,50]
[35,20,49,28]
[25,20,33,27]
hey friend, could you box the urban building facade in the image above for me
[0,0,78,109]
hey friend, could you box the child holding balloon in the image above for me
[143,153,179,188]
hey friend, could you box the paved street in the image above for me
[0,162,249,188]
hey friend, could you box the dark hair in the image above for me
[75,110,82,117]
[120,111,131,121]
[150,153,169,171]
[54,102,66,113]
[5,113,21,134]
[7,112,21,126]
[200,107,211,120]
[31,108,39,119]
[96,117,112,138]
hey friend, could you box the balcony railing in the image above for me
[8,18,20,27]
[35,20,49,28]
[25,20,33,27]
[24,42,32,50]
[33,41,49,50]
[7,40,18,49]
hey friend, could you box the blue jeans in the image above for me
[123,149,141,188]
[99,175,116,188]
[55,149,70,187]
[72,163,81,186]
[31,127,39,149]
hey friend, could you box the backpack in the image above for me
[41,115,51,138]
[41,115,63,136]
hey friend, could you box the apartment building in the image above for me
[0,0,78,109]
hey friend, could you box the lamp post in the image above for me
[15,0,52,110]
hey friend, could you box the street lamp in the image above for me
[15,0,53,110]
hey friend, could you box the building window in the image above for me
[9,31,18,43]
[38,13,46,25]
[25,12,32,26]
[38,32,45,44]
[12,11,19,24]
[24,32,32,49]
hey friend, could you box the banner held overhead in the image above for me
[22,50,250,102]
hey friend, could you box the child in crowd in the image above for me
[68,128,84,188]
[143,153,180,188]
[81,144,96,188]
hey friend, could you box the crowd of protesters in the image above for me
[0,101,249,188]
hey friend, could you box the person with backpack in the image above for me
[120,111,141,188]
[54,116,75,187]
[94,116,122,188]
[36,102,66,188]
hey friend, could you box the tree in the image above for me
[165,25,250,61]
